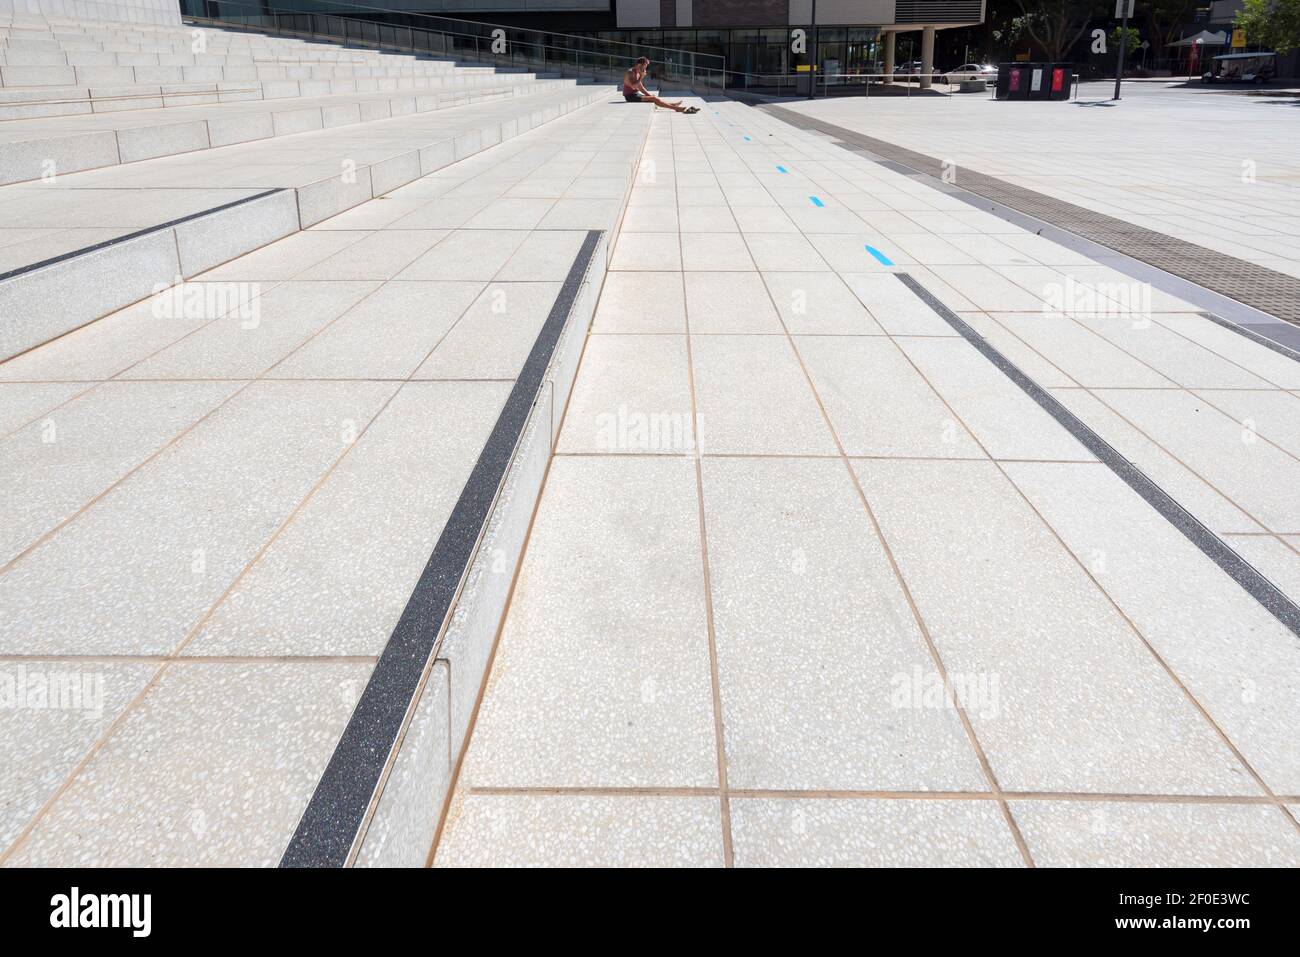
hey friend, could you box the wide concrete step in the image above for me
[0,77,571,184]
[0,67,530,120]
[0,58,493,88]
[0,82,615,360]
[0,47,461,68]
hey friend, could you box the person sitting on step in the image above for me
[623,57,699,113]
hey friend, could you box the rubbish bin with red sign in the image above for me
[1046,64,1073,100]
[995,62,1034,100]
[996,62,1072,101]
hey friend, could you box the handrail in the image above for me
[724,71,984,99]
[177,0,722,92]
[206,0,723,66]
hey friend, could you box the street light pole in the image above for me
[1113,0,1131,100]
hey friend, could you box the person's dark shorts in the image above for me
[623,90,646,102]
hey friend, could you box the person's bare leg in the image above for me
[643,93,686,112]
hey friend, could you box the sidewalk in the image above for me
[434,100,1300,867]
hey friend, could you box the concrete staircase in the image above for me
[0,14,612,360]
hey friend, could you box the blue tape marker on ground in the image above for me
[776,165,788,173]
[810,196,825,207]
[743,135,752,141]
[865,245,894,266]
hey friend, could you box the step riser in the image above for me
[0,80,572,184]
[0,87,606,362]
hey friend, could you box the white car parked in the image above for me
[940,63,998,85]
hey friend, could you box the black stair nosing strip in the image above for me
[280,228,603,869]
[763,103,1300,333]
[0,187,287,284]
[894,271,1300,640]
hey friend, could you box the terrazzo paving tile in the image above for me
[1192,390,1300,460]
[896,265,979,313]
[806,234,904,273]
[294,229,448,281]
[925,265,1050,312]
[688,335,836,456]
[957,314,1078,389]
[456,457,718,789]
[896,338,1094,461]
[590,270,685,333]
[608,232,681,271]
[539,198,620,230]
[435,794,723,867]
[119,280,380,380]
[731,206,799,233]
[1004,461,1300,795]
[198,230,365,282]
[730,798,1024,868]
[679,206,738,233]
[1222,535,1300,604]
[1151,316,1300,390]
[395,229,530,281]
[702,457,987,791]
[0,289,237,384]
[853,458,1257,795]
[185,381,509,657]
[842,273,960,336]
[0,380,240,566]
[556,335,694,455]
[787,208,870,235]
[266,281,482,380]
[1049,387,1263,535]
[761,271,883,336]
[743,232,827,272]
[0,660,156,853]
[1097,389,1300,533]
[388,196,491,230]
[796,336,985,459]
[0,382,89,434]
[1010,801,1300,867]
[888,234,980,266]
[683,272,782,334]
[621,206,679,232]
[1066,313,1277,390]
[412,281,560,381]
[3,661,371,867]
[495,230,591,282]
[463,198,554,231]
[0,380,397,656]
[680,232,755,271]
[989,313,1174,389]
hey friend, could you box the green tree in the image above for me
[1012,0,1110,61]
[1236,0,1300,54]
[1112,25,1142,56]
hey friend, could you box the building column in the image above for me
[883,31,895,84]
[920,25,935,89]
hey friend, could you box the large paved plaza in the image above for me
[1,13,1298,870]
